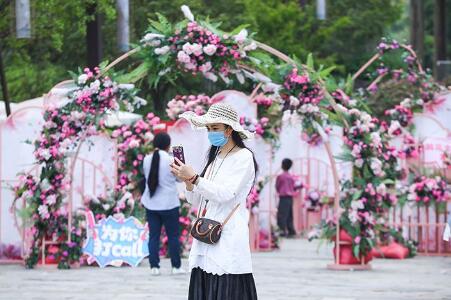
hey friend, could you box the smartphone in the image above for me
[172,145,185,165]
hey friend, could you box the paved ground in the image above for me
[1,239,451,300]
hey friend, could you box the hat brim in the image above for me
[179,111,254,140]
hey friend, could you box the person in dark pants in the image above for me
[140,132,186,276]
[276,158,297,237]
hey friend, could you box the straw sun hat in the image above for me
[179,102,254,140]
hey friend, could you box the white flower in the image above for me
[181,5,194,21]
[102,204,111,210]
[177,51,191,64]
[158,68,171,76]
[40,149,51,161]
[370,158,384,176]
[351,144,361,158]
[244,42,257,52]
[191,43,203,56]
[348,99,357,106]
[204,72,218,82]
[142,33,165,42]
[148,40,161,47]
[354,158,364,168]
[154,46,170,55]
[77,74,89,85]
[335,104,348,113]
[299,104,319,114]
[401,98,411,108]
[425,180,435,190]
[376,183,387,195]
[43,120,57,129]
[38,205,49,218]
[348,109,361,116]
[370,132,382,147]
[144,132,154,141]
[89,80,101,92]
[416,98,424,105]
[113,213,125,220]
[128,139,140,148]
[41,179,51,191]
[234,29,248,43]
[289,96,300,107]
[203,44,217,56]
[182,42,194,55]
[349,210,359,224]
[71,111,85,120]
[351,200,364,210]
[47,194,57,205]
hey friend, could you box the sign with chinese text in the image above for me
[83,211,149,268]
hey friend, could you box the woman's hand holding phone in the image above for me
[171,157,196,181]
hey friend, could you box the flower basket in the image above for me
[333,244,373,265]
[332,229,372,265]
[331,229,353,243]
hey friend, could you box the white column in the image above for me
[317,0,326,20]
[116,0,130,52]
[16,0,31,38]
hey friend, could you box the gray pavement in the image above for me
[1,239,450,300]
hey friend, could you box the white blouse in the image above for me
[185,148,255,275]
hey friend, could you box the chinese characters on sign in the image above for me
[83,211,149,267]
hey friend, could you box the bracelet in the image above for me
[188,174,197,182]
[190,174,199,185]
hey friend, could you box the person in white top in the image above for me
[141,132,185,276]
[171,103,258,300]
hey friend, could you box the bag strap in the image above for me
[222,203,240,226]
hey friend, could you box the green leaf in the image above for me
[352,190,362,201]
[344,74,354,94]
[319,66,336,78]
[353,244,360,258]
[306,53,314,70]
[116,63,149,83]
[230,24,250,35]
[99,60,109,70]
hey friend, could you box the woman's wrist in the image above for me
[185,181,194,191]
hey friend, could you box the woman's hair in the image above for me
[148,132,171,197]
[200,127,258,184]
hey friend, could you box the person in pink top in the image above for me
[276,158,297,237]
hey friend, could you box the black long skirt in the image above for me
[188,267,258,300]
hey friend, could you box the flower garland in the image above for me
[280,67,329,146]
[246,176,268,212]
[407,175,449,206]
[141,6,257,84]
[110,113,161,194]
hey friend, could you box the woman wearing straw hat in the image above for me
[171,102,258,300]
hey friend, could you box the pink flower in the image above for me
[203,44,217,56]
[177,51,191,64]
